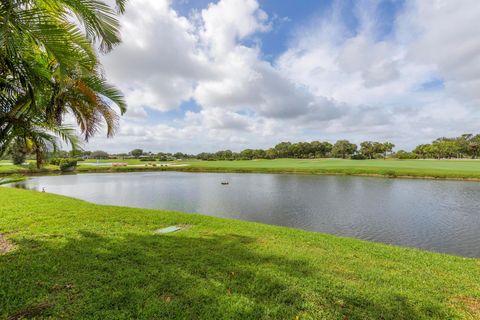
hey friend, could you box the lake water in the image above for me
[8,172,480,257]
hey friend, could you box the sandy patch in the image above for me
[0,234,16,254]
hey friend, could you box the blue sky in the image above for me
[92,0,480,153]
[172,0,404,58]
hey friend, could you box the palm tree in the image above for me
[2,112,80,168]
[45,66,126,141]
[0,0,127,166]
[382,142,395,160]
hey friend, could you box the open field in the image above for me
[82,158,146,165]
[0,187,479,319]
[86,158,480,179]
[1,158,480,180]
[180,159,480,179]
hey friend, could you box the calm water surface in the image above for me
[9,172,480,257]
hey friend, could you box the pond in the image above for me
[8,172,480,257]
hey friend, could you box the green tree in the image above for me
[467,135,480,159]
[313,141,333,158]
[382,142,395,159]
[360,141,375,159]
[265,148,277,159]
[413,144,430,159]
[274,142,292,158]
[130,149,144,158]
[332,140,357,159]
[252,149,267,159]
[91,150,109,159]
[394,150,417,159]
[239,149,254,160]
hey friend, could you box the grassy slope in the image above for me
[0,188,479,319]
[0,164,57,174]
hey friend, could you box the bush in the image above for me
[351,154,367,160]
[49,158,62,165]
[12,152,26,165]
[59,159,78,172]
[139,157,157,161]
[11,138,28,165]
[394,150,417,159]
[50,157,82,165]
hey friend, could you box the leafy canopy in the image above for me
[0,0,128,166]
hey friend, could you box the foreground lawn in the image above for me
[0,188,479,319]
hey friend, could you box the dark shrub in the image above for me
[49,158,62,165]
[59,159,78,172]
[395,150,417,159]
[351,154,367,160]
[11,138,28,165]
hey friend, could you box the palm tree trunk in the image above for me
[36,148,43,169]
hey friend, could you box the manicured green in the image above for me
[179,159,480,179]
[82,159,146,165]
[2,158,480,180]
[0,188,479,319]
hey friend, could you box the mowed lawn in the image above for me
[2,158,480,179]
[1,188,479,319]
[181,159,480,179]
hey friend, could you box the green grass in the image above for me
[82,158,146,165]
[177,158,480,180]
[2,158,480,180]
[1,188,479,319]
[0,163,57,174]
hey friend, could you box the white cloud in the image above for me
[200,0,270,56]
[101,0,211,115]
[402,0,480,105]
[86,0,480,153]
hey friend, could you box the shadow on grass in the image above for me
[0,231,452,319]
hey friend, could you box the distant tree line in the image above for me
[195,140,395,160]
[13,133,480,164]
[412,134,480,159]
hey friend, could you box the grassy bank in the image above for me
[2,158,480,180]
[178,159,480,179]
[1,188,479,319]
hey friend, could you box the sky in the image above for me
[85,0,480,153]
